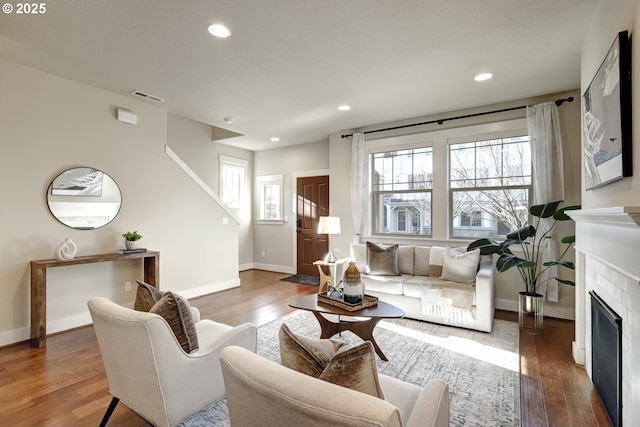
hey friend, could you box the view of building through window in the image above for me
[372,147,433,236]
[450,135,531,238]
[370,131,531,239]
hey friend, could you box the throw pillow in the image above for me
[366,242,400,276]
[150,291,199,353]
[134,280,164,311]
[428,246,446,277]
[414,246,432,276]
[439,247,481,284]
[279,324,385,399]
[397,245,415,275]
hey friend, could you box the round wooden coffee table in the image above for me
[288,294,405,361]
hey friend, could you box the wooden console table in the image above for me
[30,250,160,348]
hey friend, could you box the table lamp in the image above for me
[317,216,341,263]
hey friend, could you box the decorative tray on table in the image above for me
[317,292,378,311]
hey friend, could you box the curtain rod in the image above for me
[340,96,574,139]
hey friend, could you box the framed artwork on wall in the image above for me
[582,30,632,191]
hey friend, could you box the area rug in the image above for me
[280,274,320,286]
[181,310,520,427]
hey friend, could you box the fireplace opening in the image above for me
[590,291,623,427]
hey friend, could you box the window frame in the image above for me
[256,174,284,224]
[370,144,434,237]
[448,131,532,239]
[219,155,247,208]
[365,118,529,242]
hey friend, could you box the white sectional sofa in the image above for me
[345,242,495,333]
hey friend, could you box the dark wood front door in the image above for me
[296,175,329,276]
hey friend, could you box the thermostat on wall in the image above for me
[117,108,138,124]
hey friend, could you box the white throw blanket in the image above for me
[420,281,475,324]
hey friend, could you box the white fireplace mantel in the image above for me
[568,205,640,427]
[568,206,640,228]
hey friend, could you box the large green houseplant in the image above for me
[467,201,581,296]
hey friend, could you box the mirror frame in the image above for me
[46,167,122,229]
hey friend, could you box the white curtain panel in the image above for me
[351,133,367,243]
[527,102,565,302]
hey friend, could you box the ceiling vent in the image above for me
[130,90,165,103]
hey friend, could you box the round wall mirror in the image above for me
[47,167,122,229]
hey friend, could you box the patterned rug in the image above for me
[280,274,320,286]
[181,310,520,427]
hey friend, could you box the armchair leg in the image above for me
[99,397,120,427]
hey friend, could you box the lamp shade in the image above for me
[317,216,341,235]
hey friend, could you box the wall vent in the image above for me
[130,90,165,103]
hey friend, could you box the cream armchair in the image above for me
[220,345,450,427]
[88,297,257,427]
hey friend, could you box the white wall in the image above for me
[166,114,254,269]
[571,1,640,422]
[0,59,240,346]
[581,0,639,208]
[329,91,582,319]
[252,141,329,273]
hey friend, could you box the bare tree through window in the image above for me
[450,136,531,238]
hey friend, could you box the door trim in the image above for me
[291,169,330,274]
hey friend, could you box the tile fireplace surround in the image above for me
[568,206,640,427]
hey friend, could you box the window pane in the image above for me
[452,189,529,238]
[257,174,283,222]
[263,184,281,219]
[372,148,433,192]
[450,135,531,238]
[221,165,242,205]
[373,192,431,236]
[450,136,531,188]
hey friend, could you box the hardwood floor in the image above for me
[0,269,609,427]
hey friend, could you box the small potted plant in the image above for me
[122,230,143,250]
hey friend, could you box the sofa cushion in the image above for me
[428,246,446,277]
[149,291,199,353]
[366,242,400,276]
[361,274,408,295]
[440,247,480,284]
[398,245,415,275]
[279,324,385,399]
[414,246,431,276]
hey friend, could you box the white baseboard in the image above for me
[251,262,294,274]
[572,341,586,366]
[495,298,575,320]
[178,278,240,299]
[239,263,253,272]
[0,326,30,347]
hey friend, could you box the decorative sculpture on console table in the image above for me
[55,237,77,260]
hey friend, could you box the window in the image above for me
[372,147,433,236]
[460,211,482,227]
[219,156,247,208]
[257,174,283,223]
[449,135,531,238]
[368,119,529,240]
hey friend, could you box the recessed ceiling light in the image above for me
[338,105,351,111]
[270,137,280,142]
[474,73,493,82]
[208,24,231,38]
